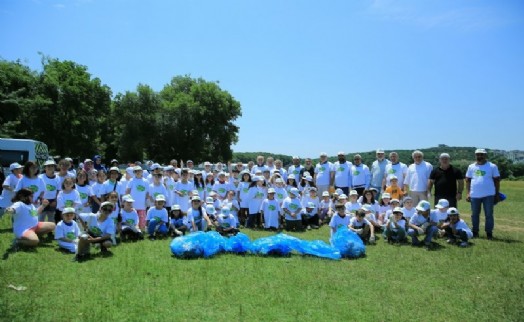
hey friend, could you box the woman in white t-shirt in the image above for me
[6,188,55,248]
[15,161,45,206]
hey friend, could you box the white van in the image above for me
[0,138,50,175]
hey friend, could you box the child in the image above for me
[168,205,188,237]
[90,170,107,213]
[431,199,450,237]
[105,191,121,244]
[55,207,81,253]
[125,166,149,230]
[120,194,144,241]
[145,194,169,240]
[204,173,215,199]
[378,192,392,225]
[38,160,59,222]
[285,174,298,195]
[77,201,115,260]
[56,177,81,224]
[148,172,168,208]
[221,190,240,227]
[329,203,350,237]
[318,191,333,225]
[346,190,361,215]
[236,171,251,227]
[349,209,376,244]
[407,200,439,249]
[361,204,381,231]
[187,196,213,232]
[441,208,473,247]
[260,188,281,231]
[205,203,218,227]
[246,176,267,229]
[0,163,23,216]
[360,189,380,220]
[301,187,320,213]
[282,187,303,232]
[383,198,401,224]
[75,170,94,214]
[384,175,404,201]
[216,207,240,236]
[6,189,55,248]
[273,178,288,206]
[302,202,320,230]
[383,207,407,243]
[174,168,193,212]
[15,161,45,206]
[401,196,416,222]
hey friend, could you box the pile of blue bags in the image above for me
[170,227,365,260]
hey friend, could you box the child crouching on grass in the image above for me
[146,194,169,240]
[216,207,240,236]
[75,201,115,261]
[349,209,376,244]
[441,207,473,247]
[120,195,143,241]
[55,207,81,253]
[329,203,350,237]
[168,205,188,237]
[383,207,407,243]
[407,200,439,249]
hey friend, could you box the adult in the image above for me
[370,149,390,196]
[313,152,334,196]
[0,163,23,214]
[273,159,287,181]
[301,158,315,178]
[287,156,304,180]
[251,155,268,174]
[382,152,408,190]
[265,157,275,172]
[202,161,213,181]
[94,155,105,171]
[351,154,370,196]
[15,161,45,206]
[427,153,464,208]
[465,149,500,240]
[403,150,433,205]
[333,152,353,195]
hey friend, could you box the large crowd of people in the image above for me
[0,148,501,261]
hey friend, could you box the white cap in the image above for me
[155,194,166,202]
[133,165,142,171]
[376,149,385,154]
[287,174,296,180]
[475,148,487,154]
[361,204,373,212]
[100,201,114,209]
[303,175,313,182]
[447,207,460,215]
[206,197,214,204]
[164,165,174,171]
[393,207,403,214]
[391,198,400,203]
[172,205,181,211]
[9,162,23,171]
[205,204,216,215]
[381,193,391,199]
[389,175,398,181]
[416,200,431,212]
[191,196,201,201]
[43,160,56,166]
[435,199,450,209]
[221,207,230,214]
[267,188,276,194]
[439,153,451,159]
[151,163,162,170]
[109,167,119,172]
[306,202,315,208]
[349,190,358,196]
[122,194,135,202]
[62,207,76,214]
[84,159,93,163]
[322,191,330,197]
[337,151,345,155]
[289,188,300,196]
[275,178,284,183]
[320,152,328,157]
[335,188,343,195]
[204,161,212,166]
[339,194,348,199]
[126,167,134,176]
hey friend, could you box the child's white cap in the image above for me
[109,167,119,173]
[416,200,431,212]
[10,162,23,171]
[306,202,315,208]
[191,196,201,201]
[267,188,276,194]
[361,204,372,212]
[435,199,450,209]
[381,193,391,199]
[287,174,296,180]
[172,205,181,210]
[289,188,300,197]
[133,165,142,171]
[339,194,348,199]
[393,207,403,214]
[192,190,199,195]
[123,194,135,202]
[221,207,230,214]
[275,178,284,183]
[322,191,330,197]
[349,190,358,196]
[155,194,166,202]
[447,207,460,215]
[205,204,216,215]
[391,198,400,204]
[335,188,343,195]
[100,201,114,209]
[206,197,214,204]
[62,207,76,214]
[389,175,398,181]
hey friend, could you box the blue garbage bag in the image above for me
[224,232,252,254]
[330,227,366,258]
[170,231,226,258]
[251,233,301,256]
[296,239,341,260]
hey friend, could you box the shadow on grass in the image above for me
[0,228,12,233]
[486,237,522,244]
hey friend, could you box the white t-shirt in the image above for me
[401,207,416,220]
[0,174,21,208]
[218,213,237,228]
[237,182,251,208]
[148,183,168,207]
[314,162,333,186]
[174,181,193,212]
[431,209,448,223]
[57,189,81,211]
[126,177,149,210]
[329,213,350,235]
[11,201,39,238]
[55,220,80,241]
[465,162,500,198]
[345,201,361,214]
[102,179,125,198]
[351,164,371,188]
[15,176,45,203]
[247,186,267,215]
[452,219,473,238]
[221,199,240,221]
[282,197,303,221]
[385,218,406,231]
[212,181,234,199]
[333,161,353,188]
[404,162,433,192]
[409,213,437,227]
[384,162,408,188]
[288,165,303,178]
[273,186,288,205]
[39,174,60,200]
[349,216,371,228]
[79,213,115,237]
[186,206,208,228]
[146,207,168,223]
[121,208,139,227]
[91,182,105,199]
[260,199,281,228]
[76,184,93,213]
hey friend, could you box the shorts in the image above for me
[20,222,45,238]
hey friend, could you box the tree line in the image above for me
[0,55,242,164]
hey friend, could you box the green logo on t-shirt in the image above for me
[29,185,38,193]
[388,169,396,174]
[30,209,38,217]
[80,192,88,199]
[66,232,76,240]
[46,184,56,192]
[126,219,135,225]
[180,190,188,196]
[475,170,486,176]
[90,226,102,236]
[154,216,161,222]
[243,188,248,193]
[256,192,264,199]
[289,204,298,210]
[293,170,299,175]
[268,205,276,211]
[319,167,326,173]
[137,185,146,192]
[218,188,226,194]
[65,200,74,207]
[353,170,360,176]
[169,185,174,190]
[277,193,284,199]
[338,167,344,172]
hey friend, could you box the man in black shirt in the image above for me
[427,153,464,208]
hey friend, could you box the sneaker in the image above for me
[311,225,319,229]
[148,236,155,241]
[447,238,456,244]
[369,236,376,245]
[486,232,493,240]
[307,225,311,230]
[459,241,469,248]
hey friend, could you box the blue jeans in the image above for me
[470,195,495,233]
[147,219,168,236]
[408,226,438,245]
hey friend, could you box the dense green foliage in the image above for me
[0,57,241,164]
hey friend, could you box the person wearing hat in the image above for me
[302,201,320,230]
[168,205,188,237]
[145,194,169,240]
[212,172,234,201]
[314,152,334,197]
[382,152,408,191]
[120,194,144,241]
[383,175,404,202]
[272,177,288,205]
[370,149,390,197]
[299,173,316,197]
[383,207,407,243]
[216,207,240,236]
[260,187,281,230]
[465,148,500,240]
[187,196,213,232]
[400,196,416,222]
[403,150,433,205]
[37,160,60,222]
[407,200,439,249]
[351,154,371,197]
[125,165,149,230]
[329,202,350,237]
[77,201,115,258]
[101,167,125,203]
[147,169,168,209]
[333,152,353,196]
[0,162,24,214]
[319,191,334,225]
[441,207,473,247]
[173,168,193,212]
[146,163,163,183]
[5,189,55,249]
[349,209,376,244]
[55,207,82,253]
[246,176,267,229]
[282,187,303,232]
[236,170,252,227]
[427,153,464,208]
[346,190,361,215]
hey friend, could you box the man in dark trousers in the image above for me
[427,153,464,208]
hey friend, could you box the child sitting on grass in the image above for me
[349,209,376,244]
[329,203,350,237]
[55,207,81,253]
[216,207,240,236]
[407,200,439,249]
[168,205,188,237]
[146,194,169,240]
[383,207,407,243]
[120,194,143,241]
[441,207,473,247]
[76,201,115,261]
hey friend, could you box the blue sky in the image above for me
[1,0,523,158]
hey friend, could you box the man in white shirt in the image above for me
[403,150,433,205]
[383,152,408,190]
[333,151,352,196]
[351,154,370,196]
[314,152,334,197]
[370,149,390,196]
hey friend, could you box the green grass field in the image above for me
[1,181,523,321]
